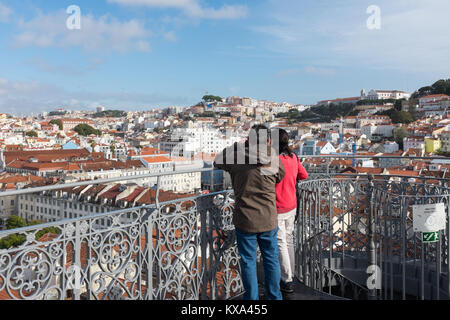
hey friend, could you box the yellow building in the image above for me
[425,138,441,153]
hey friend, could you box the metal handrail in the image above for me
[0,154,447,197]
[0,189,233,237]
[299,155,450,160]
[297,174,450,300]
[0,167,219,197]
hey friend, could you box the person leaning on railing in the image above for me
[214,124,285,301]
[275,129,309,294]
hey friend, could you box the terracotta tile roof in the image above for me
[0,175,44,185]
[97,184,122,200]
[120,187,146,202]
[141,156,172,163]
[81,184,108,197]
[420,94,449,99]
[81,160,144,171]
[129,147,168,156]
[386,169,420,177]
[135,189,194,205]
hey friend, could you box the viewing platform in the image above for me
[0,155,449,300]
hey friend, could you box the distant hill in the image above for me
[93,110,126,118]
[48,111,66,116]
[277,103,357,123]
[411,79,450,99]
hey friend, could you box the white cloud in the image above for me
[13,11,151,53]
[0,77,191,114]
[0,2,12,23]
[107,0,248,20]
[135,40,151,52]
[163,31,177,42]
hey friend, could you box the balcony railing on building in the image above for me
[0,155,449,300]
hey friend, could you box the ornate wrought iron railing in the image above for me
[297,173,450,300]
[1,154,450,300]
[0,176,243,300]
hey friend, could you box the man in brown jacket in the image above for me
[214,125,285,300]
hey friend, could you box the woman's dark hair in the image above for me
[278,128,293,156]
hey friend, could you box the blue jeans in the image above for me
[235,227,282,300]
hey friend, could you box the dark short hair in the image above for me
[249,124,270,145]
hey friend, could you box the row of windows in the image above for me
[25,213,118,228]
[20,197,108,215]
[0,199,14,206]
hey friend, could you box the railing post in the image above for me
[198,195,209,300]
[74,220,81,300]
[155,176,161,209]
[367,174,377,300]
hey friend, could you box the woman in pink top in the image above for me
[276,129,308,293]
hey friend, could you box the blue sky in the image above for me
[0,0,449,115]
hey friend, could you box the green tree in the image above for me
[49,119,63,130]
[394,99,404,111]
[27,220,42,226]
[196,111,216,118]
[408,103,418,121]
[0,234,26,249]
[6,215,27,230]
[93,110,126,118]
[411,79,450,99]
[35,227,61,240]
[0,218,61,249]
[394,127,409,150]
[202,95,223,102]
[25,130,38,137]
[74,124,102,136]
[392,111,414,124]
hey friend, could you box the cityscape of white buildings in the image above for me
[1,88,450,229]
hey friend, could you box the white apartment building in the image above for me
[319,122,340,131]
[95,144,113,159]
[0,195,18,221]
[383,141,399,153]
[356,115,391,128]
[419,94,450,108]
[17,188,118,227]
[143,120,169,130]
[326,131,341,144]
[425,110,449,117]
[60,118,94,131]
[212,105,233,113]
[361,124,395,139]
[160,127,241,158]
[271,103,292,114]
[403,137,426,152]
[440,131,450,153]
[172,158,203,193]
[367,90,411,100]
[4,135,25,145]
[66,163,165,188]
